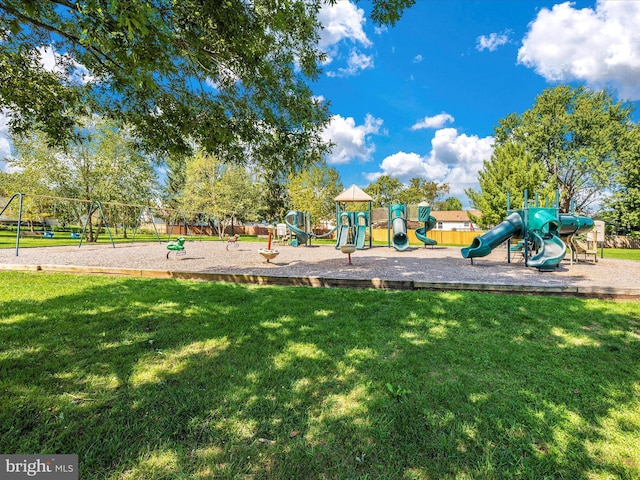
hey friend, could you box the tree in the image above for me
[364,175,404,208]
[398,177,449,205]
[257,175,290,224]
[287,161,342,226]
[7,116,158,238]
[0,164,54,232]
[466,142,547,228]
[436,197,463,211]
[181,150,259,239]
[605,125,640,234]
[0,1,413,172]
[162,153,188,210]
[491,86,637,213]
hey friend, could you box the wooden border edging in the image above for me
[0,264,638,299]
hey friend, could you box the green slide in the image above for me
[285,211,309,245]
[335,212,352,249]
[414,227,437,245]
[355,212,367,250]
[415,214,437,246]
[390,204,409,251]
[527,231,567,271]
[525,208,566,271]
[461,212,523,258]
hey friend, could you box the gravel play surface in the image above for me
[1,239,639,296]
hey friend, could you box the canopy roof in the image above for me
[334,184,373,202]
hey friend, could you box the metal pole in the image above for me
[523,190,529,266]
[16,193,23,256]
[387,205,391,248]
[369,201,372,248]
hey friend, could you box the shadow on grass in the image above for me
[0,272,639,479]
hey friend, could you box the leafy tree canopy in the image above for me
[287,160,342,225]
[492,85,637,213]
[604,125,640,234]
[398,177,449,205]
[181,149,259,238]
[435,196,463,211]
[0,0,413,174]
[466,142,547,228]
[4,115,158,237]
[364,175,449,209]
[7,116,157,204]
[364,175,404,208]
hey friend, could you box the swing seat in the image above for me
[70,232,81,239]
[166,236,186,258]
[44,231,54,238]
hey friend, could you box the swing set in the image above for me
[1,192,231,256]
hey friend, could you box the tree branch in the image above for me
[0,3,123,70]
[45,0,78,10]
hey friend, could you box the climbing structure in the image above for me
[461,191,594,272]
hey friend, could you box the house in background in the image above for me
[431,210,481,232]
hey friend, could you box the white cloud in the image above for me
[476,32,509,52]
[322,114,384,165]
[374,25,388,35]
[411,112,455,130]
[364,128,494,195]
[318,0,371,53]
[413,54,423,63]
[37,46,94,84]
[327,49,374,77]
[364,151,448,183]
[318,1,373,76]
[518,0,640,99]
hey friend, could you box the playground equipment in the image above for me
[226,233,240,250]
[79,200,115,249]
[267,223,289,245]
[335,212,352,249]
[285,210,337,247]
[389,204,409,251]
[355,212,368,250]
[461,191,594,271]
[334,185,373,250]
[338,219,356,264]
[334,211,369,250]
[258,232,279,263]
[166,236,186,258]
[568,233,598,263]
[0,193,24,256]
[285,210,312,246]
[340,240,356,265]
[414,204,438,247]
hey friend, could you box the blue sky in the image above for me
[314,0,640,207]
[2,0,640,209]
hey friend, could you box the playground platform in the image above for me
[0,241,639,299]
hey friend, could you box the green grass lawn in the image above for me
[603,248,640,262]
[0,228,228,249]
[1,271,639,479]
